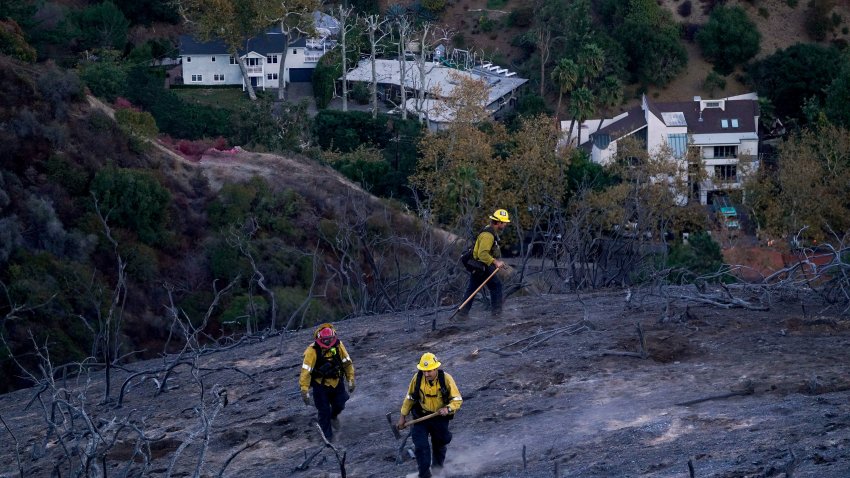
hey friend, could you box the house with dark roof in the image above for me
[564,93,760,205]
[178,12,338,89]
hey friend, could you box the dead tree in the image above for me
[336,6,356,112]
[227,217,277,330]
[363,14,390,118]
[410,22,452,124]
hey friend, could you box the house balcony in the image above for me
[304,54,322,63]
[245,66,263,75]
[306,38,324,49]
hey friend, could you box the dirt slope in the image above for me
[1,287,848,477]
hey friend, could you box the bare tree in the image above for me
[363,14,390,119]
[268,0,322,100]
[337,5,356,112]
[394,14,413,120]
[410,22,452,124]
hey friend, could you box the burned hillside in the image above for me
[1,287,849,477]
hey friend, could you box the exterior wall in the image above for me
[181,45,324,88]
[181,54,243,86]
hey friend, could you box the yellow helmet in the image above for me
[489,209,510,223]
[416,352,441,371]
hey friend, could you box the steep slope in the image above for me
[1,288,848,477]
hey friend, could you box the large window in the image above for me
[714,164,737,182]
[267,73,278,80]
[714,145,737,158]
[229,56,236,64]
[214,74,225,82]
[266,54,278,64]
[191,74,203,82]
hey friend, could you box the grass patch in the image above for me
[172,87,269,113]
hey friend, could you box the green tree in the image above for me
[614,0,687,86]
[824,58,850,128]
[67,1,130,50]
[551,58,578,120]
[696,6,760,75]
[78,53,127,102]
[748,43,841,122]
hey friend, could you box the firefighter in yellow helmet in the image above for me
[298,323,355,441]
[459,208,510,318]
[397,352,463,478]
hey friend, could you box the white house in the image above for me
[178,13,338,88]
[567,93,760,205]
[343,59,528,130]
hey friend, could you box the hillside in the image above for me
[1,288,848,477]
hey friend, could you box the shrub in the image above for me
[703,70,726,96]
[351,81,370,105]
[507,7,533,27]
[666,232,725,283]
[805,0,836,41]
[90,167,171,245]
[421,0,446,12]
[115,108,158,138]
[79,59,127,102]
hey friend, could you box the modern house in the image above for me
[342,59,528,130]
[178,12,338,89]
[566,93,760,205]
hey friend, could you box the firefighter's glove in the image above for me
[348,380,356,394]
[301,391,311,407]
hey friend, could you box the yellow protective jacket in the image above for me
[400,371,463,417]
[473,226,501,267]
[299,341,355,392]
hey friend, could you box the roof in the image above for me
[343,59,527,107]
[587,94,760,144]
[179,28,308,56]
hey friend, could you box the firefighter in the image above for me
[299,323,355,441]
[397,352,463,478]
[459,208,510,317]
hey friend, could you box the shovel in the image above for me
[386,411,441,439]
[432,266,501,330]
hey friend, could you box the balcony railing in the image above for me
[245,66,262,74]
[304,55,322,63]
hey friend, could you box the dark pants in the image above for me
[312,380,348,440]
[460,265,503,315]
[411,416,452,478]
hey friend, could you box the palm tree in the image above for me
[569,86,595,146]
[576,43,604,87]
[594,75,623,133]
[551,58,578,121]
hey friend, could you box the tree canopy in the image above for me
[697,5,760,75]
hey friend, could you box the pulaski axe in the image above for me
[386,411,441,439]
[432,266,501,330]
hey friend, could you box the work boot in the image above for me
[331,417,341,431]
[431,465,444,477]
[490,308,502,319]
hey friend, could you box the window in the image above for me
[211,56,216,62]
[266,54,278,64]
[214,74,225,82]
[267,73,278,80]
[292,49,298,55]
[186,57,192,62]
[705,101,720,108]
[731,118,739,128]
[714,145,737,158]
[229,56,236,64]
[721,119,729,128]
[191,74,203,82]
[714,165,737,182]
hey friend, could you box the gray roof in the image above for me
[179,28,307,56]
[344,59,527,107]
